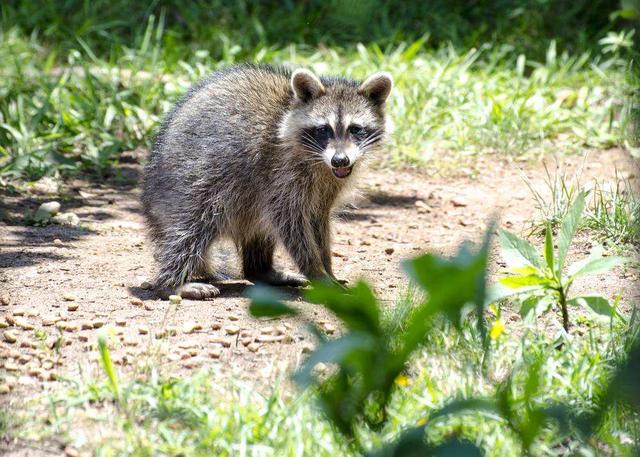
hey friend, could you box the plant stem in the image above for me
[558,288,569,332]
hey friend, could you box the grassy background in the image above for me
[0,0,625,59]
[0,1,638,180]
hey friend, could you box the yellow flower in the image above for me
[416,417,427,427]
[395,374,411,387]
[490,319,505,340]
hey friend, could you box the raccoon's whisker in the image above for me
[359,134,383,150]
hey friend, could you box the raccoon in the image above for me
[141,64,392,299]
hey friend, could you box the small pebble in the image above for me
[139,280,153,290]
[0,384,10,394]
[123,338,138,347]
[302,342,315,353]
[80,321,93,330]
[211,322,222,330]
[18,354,31,364]
[67,303,79,312]
[34,201,61,222]
[182,358,202,369]
[129,298,144,307]
[208,348,222,359]
[384,247,395,255]
[225,325,240,335]
[92,320,105,329]
[256,335,283,343]
[183,321,203,334]
[138,326,149,335]
[28,367,43,378]
[52,212,80,227]
[63,322,80,332]
[323,323,336,334]
[0,295,9,306]
[209,336,231,347]
[4,361,19,371]
[115,319,127,327]
[3,331,17,343]
[53,239,63,246]
[144,303,154,311]
[63,293,77,302]
[247,343,260,353]
[64,446,80,457]
[15,318,34,331]
[451,197,468,207]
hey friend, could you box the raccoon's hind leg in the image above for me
[153,220,221,300]
[241,235,307,287]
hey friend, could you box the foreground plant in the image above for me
[248,226,638,455]
[249,231,492,454]
[497,192,627,331]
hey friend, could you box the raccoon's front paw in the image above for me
[248,270,309,287]
[177,282,221,300]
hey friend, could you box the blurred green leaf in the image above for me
[306,280,380,335]
[247,284,298,317]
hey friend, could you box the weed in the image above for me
[496,193,628,331]
[524,159,585,235]
[585,173,640,247]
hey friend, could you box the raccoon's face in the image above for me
[279,69,392,179]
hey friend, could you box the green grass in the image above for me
[0,1,622,60]
[586,174,640,247]
[10,299,638,456]
[0,24,631,180]
[524,162,640,249]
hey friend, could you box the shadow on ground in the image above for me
[128,281,306,302]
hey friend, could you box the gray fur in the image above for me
[141,64,391,299]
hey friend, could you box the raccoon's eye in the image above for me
[348,124,367,140]
[312,125,332,143]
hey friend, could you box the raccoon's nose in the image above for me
[331,152,350,168]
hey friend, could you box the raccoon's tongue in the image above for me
[332,166,353,178]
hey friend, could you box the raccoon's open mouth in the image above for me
[332,166,353,178]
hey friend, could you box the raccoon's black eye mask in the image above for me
[348,125,381,146]
[302,125,333,149]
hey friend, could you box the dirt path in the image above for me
[0,149,638,408]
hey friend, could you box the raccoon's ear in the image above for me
[358,72,393,105]
[291,69,325,102]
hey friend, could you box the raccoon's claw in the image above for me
[177,282,221,300]
[248,270,308,287]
